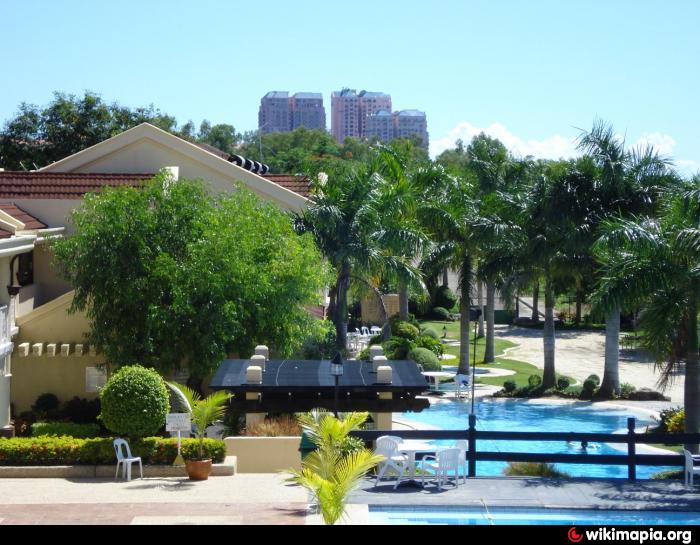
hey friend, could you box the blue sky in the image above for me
[1,0,698,173]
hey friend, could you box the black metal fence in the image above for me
[351,416,698,481]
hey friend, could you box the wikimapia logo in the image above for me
[567,527,693,544]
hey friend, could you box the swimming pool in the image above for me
[399,399,676,479]
[369,506,700,525]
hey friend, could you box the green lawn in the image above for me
[419,320,542,388]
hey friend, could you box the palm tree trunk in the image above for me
[599,307,621,399]
[442,268,449,287]
[477,280,485,338]
[532,282,540,323]
[333,261,351,350]
[575,289,583,325]
[458,254,472,375]
[484,281,496,363]
[685,300,699,453]
[542,272,556,389]
[398,280,409,321]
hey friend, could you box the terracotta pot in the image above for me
[185,459,212,481]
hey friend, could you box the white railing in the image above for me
[0,305,9,345]
[0,304,11,376]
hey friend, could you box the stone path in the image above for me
[494,325,684,403]
[0,475,308,525]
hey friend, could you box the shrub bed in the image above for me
[407,347,441,371]
[0,436,225,466]
[31,422,101,438]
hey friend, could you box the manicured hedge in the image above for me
[31,422,101,438]
[0,437,226,466]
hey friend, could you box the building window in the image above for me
[85,366,107,393]
[17,252,33,286]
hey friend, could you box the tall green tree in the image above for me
[52,172,327,382]
[594,182,700,450]
[295,158,422,349]
[579,121,672,397]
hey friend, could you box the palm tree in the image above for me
[168,383,230,461]
[288,410,383,525]
[376,142,439,320]
[295,158,421,349]
[593,182,699,450]
[578,121,672,397]
[419,174,481,374]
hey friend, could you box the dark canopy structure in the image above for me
[209,359,430,413]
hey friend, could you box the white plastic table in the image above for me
[397,440,438,481]
[422,371,455,391]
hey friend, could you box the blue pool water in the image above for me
[369,506,700,525]
[399,399,676,479]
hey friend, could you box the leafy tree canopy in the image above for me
[52,172,329,378]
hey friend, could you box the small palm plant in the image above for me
[288,410,383,525]
[168,383,230,461]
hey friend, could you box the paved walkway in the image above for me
[495,325,684,402]
[0,475,308,525]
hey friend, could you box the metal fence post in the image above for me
[627,417,637,482]
[468,413,477,478]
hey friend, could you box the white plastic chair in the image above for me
[455,374,471,400]
[374,436,410,489]
[684,450,700,487]
[455,440,468,484]
[361,326,371,338]
[421,447,461,490]
[113,438,143,481]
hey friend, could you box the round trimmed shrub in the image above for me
[581,378,598,399]
[382,337,414,360]
[415,335,444,358]
[431,306,451,321]
[394,321,420,341]
[435,286,458,311]
[407,347,441,371]
[528,374,542,388]
[33,393,60,415]
[586,374,601,387]
[420,327,439,340]
[503,380,517,394]
[100,365,170,438]
[556,377,571,390]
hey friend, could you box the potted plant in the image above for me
[168,383,230,481]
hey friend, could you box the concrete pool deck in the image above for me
[350,477,700,513]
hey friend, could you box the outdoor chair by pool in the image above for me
[684,450,700,487]
[455,440,468,483]
[421,447,462,490]
[113,438,143,481]
[374,436,410,489]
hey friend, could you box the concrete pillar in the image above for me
[369,345,384,360]
[250,355,266,373]
[372,392,393,431]
[254,345,269,360]
[372,355,388,373]
[0,373,12,436]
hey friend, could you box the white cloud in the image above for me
[432,121,699,177]
[431,121,578,161]
[633,132,677,156]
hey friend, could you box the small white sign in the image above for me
[166,413,191,432]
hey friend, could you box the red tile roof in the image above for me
[0,203,47,229]
[0,171,310,199]
[0,228,13,239]
[0,172,153,199]
[263,174,311,198]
